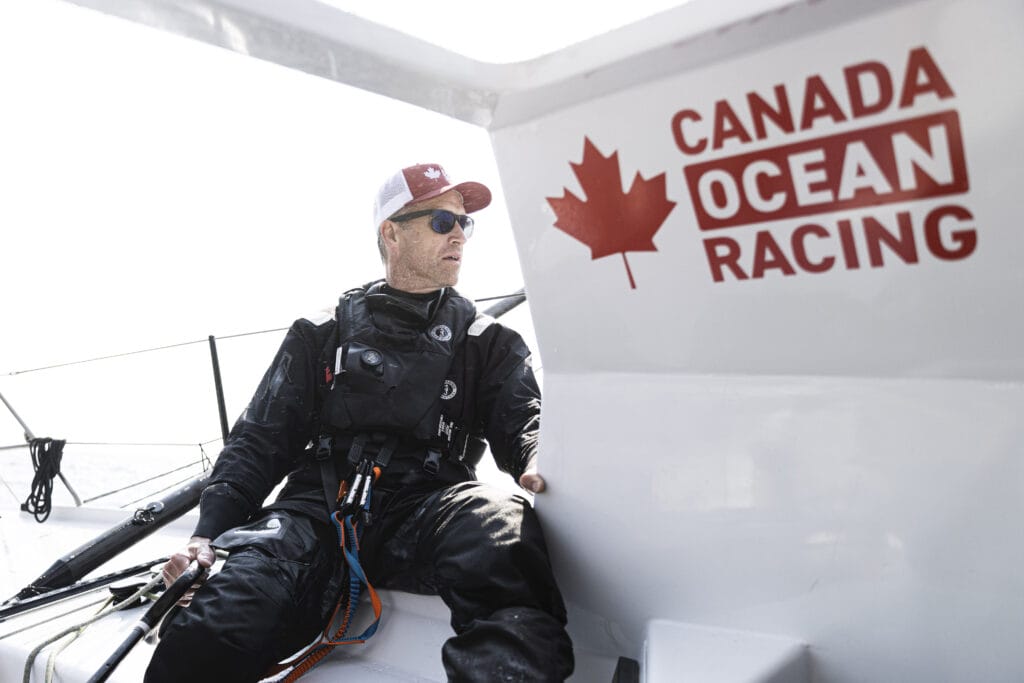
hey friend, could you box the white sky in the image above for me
[0,0,684,503]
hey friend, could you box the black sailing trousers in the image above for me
[145,481,574,682]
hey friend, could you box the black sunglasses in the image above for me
[389,209,474,238]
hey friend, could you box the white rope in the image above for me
[45,597,114,683]
[0,598,109,642]
[22,574,163,683]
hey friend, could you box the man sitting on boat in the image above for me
[145,163,574,682]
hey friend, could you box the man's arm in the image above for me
[193,320,322,540]
[477,324,545,492]
[161,320,323,588]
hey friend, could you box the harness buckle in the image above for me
[423,448,441,476]
[315,436,333,461]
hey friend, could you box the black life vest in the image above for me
[316,283,483,471]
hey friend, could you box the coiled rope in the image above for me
[21,438,67,523]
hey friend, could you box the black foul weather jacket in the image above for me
[193,283,541,541]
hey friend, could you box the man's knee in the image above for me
[437,482,539,538]
[442,606,574,682]
[147,520,335,682]
[147,551,293,681]
[429,485,541,563]
[428,484,566,619]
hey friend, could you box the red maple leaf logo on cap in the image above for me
[547,137,676,289]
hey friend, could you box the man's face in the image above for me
[385,190,469,292]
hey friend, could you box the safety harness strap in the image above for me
[268,437,394,681]
[268,514,382,681]
[316,433,397,516]
[325,513,382,644]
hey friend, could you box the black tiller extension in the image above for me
[87,562,208,683]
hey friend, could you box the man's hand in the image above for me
[163,536,215,605]
[519,471,546,494]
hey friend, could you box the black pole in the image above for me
[87,562,208,683]
[7,473,209,601]
[0,557,168,622]
[208,336,230,443]
[481,289,526,319]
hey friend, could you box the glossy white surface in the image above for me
[498,0,1024,381]
[645,620,808,683]
[537,372,1024,681]
[493,5,1024,671]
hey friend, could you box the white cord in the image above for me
[23,573,163,683]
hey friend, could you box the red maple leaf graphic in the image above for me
[547,137,675,289]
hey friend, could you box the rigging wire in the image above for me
[199,442,213,470]
[3,440,221,508]
[82,458,208,505]
[4,327,289,376]
[4,290,528,376]
[121,470,209,509]
[71,439,220,505]
[0,597,111,642]
[2,290,528,508]
[0,469,21,505]
[65,438,222,448]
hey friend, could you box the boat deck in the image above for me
[1,503,615,682]
[0,503,453,681]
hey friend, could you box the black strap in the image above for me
[316,435,337,513]
[372,434,398,469]
[319,433,398,514]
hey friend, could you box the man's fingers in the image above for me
[195,545,216,567]
[161,553,190,587]
[519,472,546,494]
[187,537,215,567]
[162,538,214,589]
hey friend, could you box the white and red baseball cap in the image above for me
[373,163,492,229]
